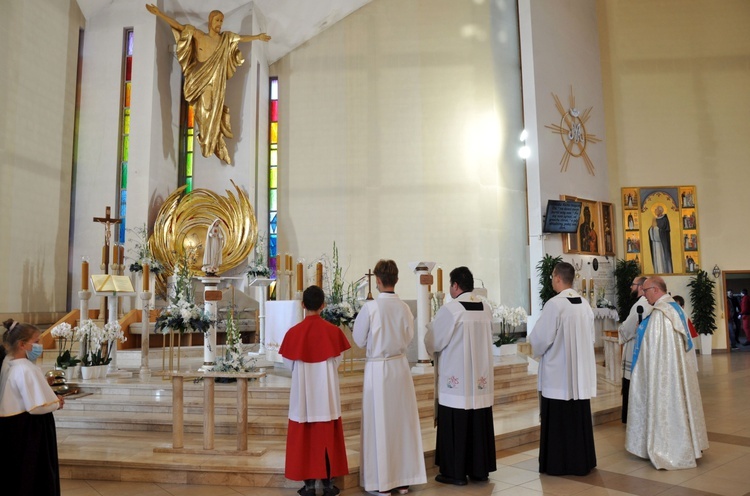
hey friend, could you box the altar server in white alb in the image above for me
[353,259,426,495]
[425,266,496,486]
[530,262,597,476]
[625,276,708,470]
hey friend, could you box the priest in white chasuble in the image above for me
[626,276,708,470]
[530,262,597,476]
[425,266,496,486]
[352,260,426,494]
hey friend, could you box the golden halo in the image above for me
[651,203,667,217]
[149,181,257,276]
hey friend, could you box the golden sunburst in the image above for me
[545,86,601,175]
[149,180,257,277]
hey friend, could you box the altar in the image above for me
[593,307,618,348]
[264,300,303,362]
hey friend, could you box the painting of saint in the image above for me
[639,188,679,275]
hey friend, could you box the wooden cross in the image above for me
[93,206,122,268]
[365,269,375,300]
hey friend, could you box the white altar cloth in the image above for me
[265,300,303,363]
[592,308,618,348]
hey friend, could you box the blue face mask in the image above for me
[26,343,43,362]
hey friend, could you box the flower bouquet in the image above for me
[246,231,271,279]
[319,242,359,328]
[127,224,164,275]
[215,309,256,380]
[50,322,81,369]
[492,305,528,346]
[77,319,105,367]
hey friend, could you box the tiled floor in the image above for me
[61,351,750,496]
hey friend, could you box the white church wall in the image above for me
[520,0,610,324]
[72,1,173,311]
[0,0,83,318]
[271,0,527,305]
[599,0,750,350]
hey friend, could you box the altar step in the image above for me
[54,357,539,437]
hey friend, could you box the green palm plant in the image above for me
[614,258,641,322]
[536,254,563,306]
[687,270,717,335]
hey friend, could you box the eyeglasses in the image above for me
[642,286,656,293]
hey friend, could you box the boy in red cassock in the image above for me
[280,285,351,496]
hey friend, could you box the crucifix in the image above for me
[93,206,122,322]
[364,269,375,300]
[93,206,122,274]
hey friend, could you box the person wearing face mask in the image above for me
[0,319,63,495]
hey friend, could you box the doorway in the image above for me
[721,271,750,350]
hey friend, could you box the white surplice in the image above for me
[0,357,60,416]
[529,289,597,401]
[618,296,653,381]
[626,295,709,470]
[353,293,427,492]
[425,293,494,410]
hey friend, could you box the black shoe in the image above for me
[435,474,467,486]
[469,475,489,482]
[297,486,316,496]
[322,486,340,496]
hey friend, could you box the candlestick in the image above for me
[316,262,323,287]
[296,262,303,291]
[437,267,443,292]
[81,259,89,290]
[143,264,150,291]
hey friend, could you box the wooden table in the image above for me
[154,370,266,456]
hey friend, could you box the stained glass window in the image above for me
[269,77,279,276]
[179,102,195,192]
[117,29,133,245]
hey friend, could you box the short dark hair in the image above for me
[302,285,325,311]
[553,262,575,285]
[673,295,685,307]
[374,259,399,287]
[450,266,474,292]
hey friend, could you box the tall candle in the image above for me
[276,255,281,274]
[112,244,119,266]
[296,263,303,291]
[437,267,443,292]
[81,260,89,290]
[119,245,125,265]
[287,254,293,271]
[582,278,587,293]
[102,245,108,266]
[143,263,150,291]
[316,262,323,287]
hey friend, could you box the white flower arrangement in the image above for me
[215,312,256,375]
[127,223,164,275]
[77,319,106,366]
[319,242,359,328]
[246,232,271,279]
[51,322,80,369]
[475,296,528,345]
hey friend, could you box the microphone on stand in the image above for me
[637,305,644,324]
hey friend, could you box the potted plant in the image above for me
[536,254,562,307]
[50,322,81,376]
[77,319,105,379]
[687,269,717,354]
[614,258,641,322]
[492,305,528,356]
